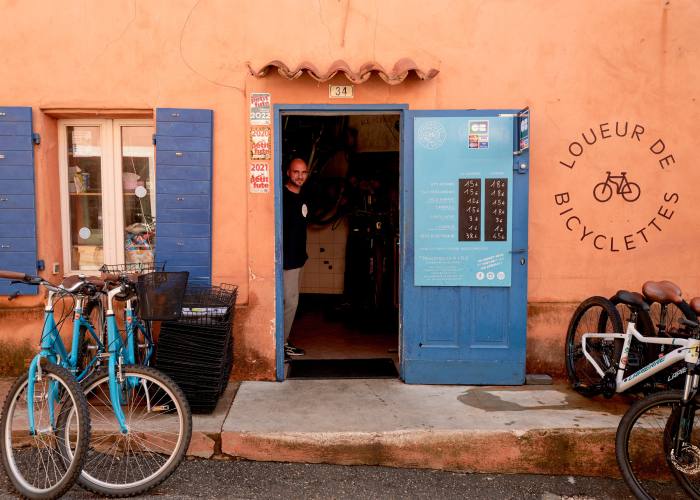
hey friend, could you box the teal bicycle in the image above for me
[0,270,94,499]
[58,269,192,497]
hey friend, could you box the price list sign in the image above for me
[414,116,513,287]
[458,179,481,241]
[485,178,507,241]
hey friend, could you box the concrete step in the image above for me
[1,376,638,475]
[220,379,632,476]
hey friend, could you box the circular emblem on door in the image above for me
[416,120,447,150]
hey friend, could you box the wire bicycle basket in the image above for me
[136,271,189,321]
[100,261,166,274]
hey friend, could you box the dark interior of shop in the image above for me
[281,113,401,378]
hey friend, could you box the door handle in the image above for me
[510,248,527,254]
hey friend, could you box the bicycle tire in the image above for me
[616,390,697,499]
[57,365,192,497]
[663,395,700,499]
[604,297,657,386]
[565,296,623,396]
[0,361,90,499]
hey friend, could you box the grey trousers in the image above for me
[283,267,302,342]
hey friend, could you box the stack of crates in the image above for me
[155,283,238,413]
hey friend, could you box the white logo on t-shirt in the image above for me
[301,203,308,218]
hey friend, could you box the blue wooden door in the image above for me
[401,109,529,384]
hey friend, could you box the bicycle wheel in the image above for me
[0,361,90,499]
[607,297,657,383]
[57,365,192,497]
[664,395,700,498]
[565,296,623,396]
[616,390,695,499]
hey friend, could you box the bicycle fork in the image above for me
[27,292,63,435]
[106,287,130,434]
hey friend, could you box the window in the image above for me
[58,119,155,273]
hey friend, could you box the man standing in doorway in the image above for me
[283,158,309,357]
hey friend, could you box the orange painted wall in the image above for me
[1,0,698,379]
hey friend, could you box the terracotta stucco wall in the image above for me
[1,0,698,379]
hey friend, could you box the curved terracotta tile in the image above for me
[247,59,438,85]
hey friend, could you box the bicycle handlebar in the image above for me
[0,270,30,281]
[0,269,107,296]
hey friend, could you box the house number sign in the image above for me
[329,85,354,98]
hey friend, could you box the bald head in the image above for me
[286,158,309,193]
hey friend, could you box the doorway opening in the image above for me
[280,112,401,379]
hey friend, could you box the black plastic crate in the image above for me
[154,282,237,414]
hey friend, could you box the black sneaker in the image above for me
[284,342,305,357]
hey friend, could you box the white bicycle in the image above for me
[579,292,697,397]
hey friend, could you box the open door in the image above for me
[400,109,529,384]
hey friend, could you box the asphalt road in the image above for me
[0,458,655,499]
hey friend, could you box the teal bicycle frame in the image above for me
[104,284,154,433]
[25,276,153,435]
[26,288,105,434]
[124,297,154,366]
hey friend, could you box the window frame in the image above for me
[58,118,154,275]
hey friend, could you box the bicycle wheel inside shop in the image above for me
[281,113,400,379]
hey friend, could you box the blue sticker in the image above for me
[414,116,513,287]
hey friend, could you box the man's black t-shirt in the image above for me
[283,186,308,270]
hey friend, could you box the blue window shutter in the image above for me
[155,108,213,285]
[0,106,37,295]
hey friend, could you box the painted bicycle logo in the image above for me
[592,171,641,203]
[553,121,681,253]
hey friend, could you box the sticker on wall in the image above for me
[468,120,489,149]
[250,126,271,160]
[249,93,271,125]
[554,121,680,252]
[416,120,447,150]
[519,116,529,150]
[249,163,270,193]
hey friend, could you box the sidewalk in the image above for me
[219,379,630,477]
[0,377,632,476]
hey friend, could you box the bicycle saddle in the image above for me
[60,275,105,293]
[642,280,683,305]
[690,297,700,316]
[612,290,650,312]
